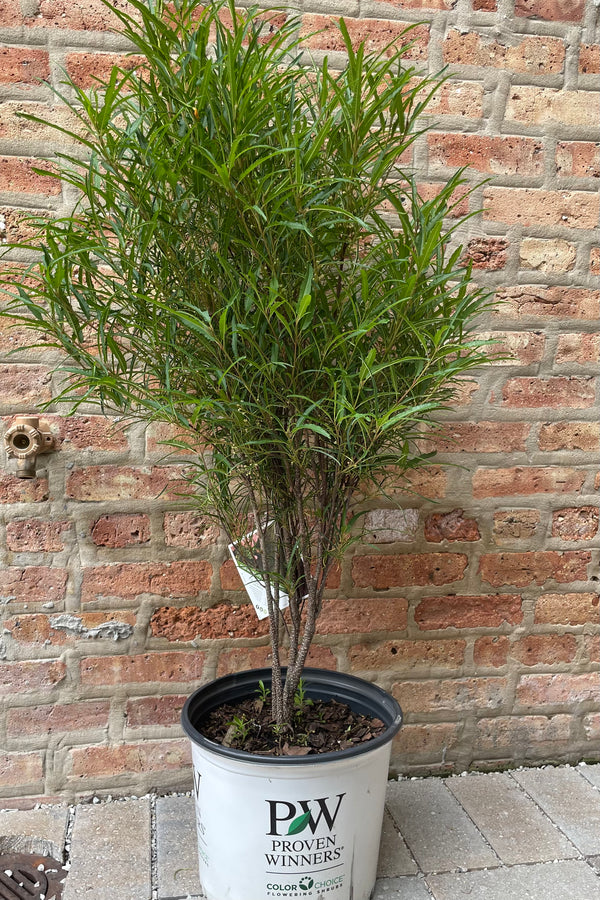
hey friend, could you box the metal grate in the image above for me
[0,853,68,900]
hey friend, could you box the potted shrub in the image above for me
[0,1,495,897]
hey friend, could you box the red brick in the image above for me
[452,380,480,406]
[462,238,508,270]
[479,551,590,587]
[585,635,599,663]
[552,507,599,541]
[66,465,191,501]
[371,0,453,7]
[516,672,599,707]
[507,88,600,127]
[0,566,67,605]
[475,715,572,754]
[0,1,24,25]
[0,753,44,788]
[488,331,546,366]
[0,103,83,146]
[364,508,419,545]
[81,651,204,686]
[579,44,600,74]
[427,422,530,454]
[443,29,565,73]
[556,142,600,178]
[583,714,600,741]
[125,695,187,728]
[555,333,600,365]
[0,158,59,195]
[538,422,600,452]
[220,559,243,591]
[6,701,110,736]
[0,207,51,244]
[26,0,140,31]
[391,722,461,761]
[512,634,578,666]
[299,16,428,59]
[216,644,336,676]
[349,638,465,671]
[65,52,145,89]
[0,48,50,85]
[428,133,543,176]
[484,188,599,229]
[426,82,483,118]
[352,553,467,589]
[416,182,469,217]
[473,0,496,8]
[473,467,585,498]
[163,512,220,548]
[0,364,52,407]
[393,677,507,714]
[150,602,268,642]
[4,611,135,645]
[425,509,480,543]
[493,510,541,543]
[388,465,447,499]
[52,415,130,451]
[415,594,523,630]
[502,376,595,409]
[81,561,212,604]
[534,592,599,625]
[91,514,150,547]
[6,519,70,552]
[520,238,576,274]
[144,420,207,455]
[70,739,190,778]
[495,286,600,320]
[2,660,66,694]
[0,474,48,503]
[317,597,408,634]
[0,316,45,355]
[378,186,469,223]
[474,636,510,668]
[515,0,584,20]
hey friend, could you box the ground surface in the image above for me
[1,762,599,899]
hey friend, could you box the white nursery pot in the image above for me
[181,667,402,900]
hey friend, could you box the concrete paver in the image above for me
[514,766,600,856]
[377,809,419,877]
[447,771,577,864]
[372,876,434,899]
[62,799,151,900]
[579,763,600,789]
[1,763,600,899]
[427,859,600,900]
[386,779,499,873]
[0,805,68,859]
[156,794,203,899]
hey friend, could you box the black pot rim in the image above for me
[181,666,403,766]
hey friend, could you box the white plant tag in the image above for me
[228,527,290,620]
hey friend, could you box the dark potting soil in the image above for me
[198,695,386,756]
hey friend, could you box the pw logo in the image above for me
[266,793,345,836]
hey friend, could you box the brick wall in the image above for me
[0,0,599,802]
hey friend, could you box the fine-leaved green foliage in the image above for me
[0,0,495,722]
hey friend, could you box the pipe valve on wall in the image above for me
[4,416,55,478]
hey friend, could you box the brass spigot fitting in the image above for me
[4,416,55,478]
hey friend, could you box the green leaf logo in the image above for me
[287,810,311,835]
